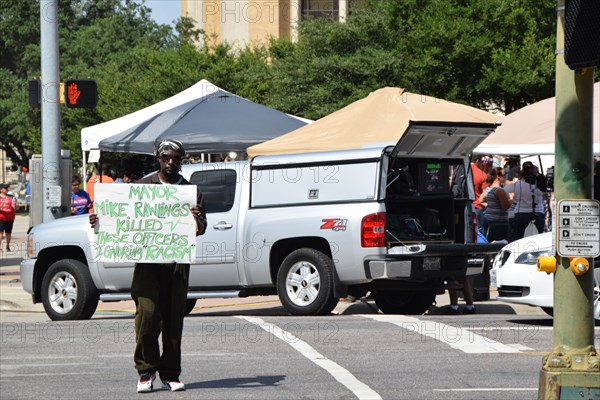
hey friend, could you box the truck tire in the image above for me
[374,290,436,315]
[277,248,339,316]
[41,259,99,321]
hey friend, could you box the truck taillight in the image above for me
[361,212,386,247]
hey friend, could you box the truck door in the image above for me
[188,168,241,287]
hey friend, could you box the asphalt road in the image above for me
[1,310,570,400]
[3,214,598,399]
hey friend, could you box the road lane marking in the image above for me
[434,388,538,392]
[237,316,382,400]
[0,372,96,378]
[358,315,534,354]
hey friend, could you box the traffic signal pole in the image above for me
[538,1,599,398]
[40,0,62,223]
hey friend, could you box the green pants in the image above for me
[131,263,189,380]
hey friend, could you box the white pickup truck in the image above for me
[21,128,505,320]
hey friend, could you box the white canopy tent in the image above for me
[475,82,599,156]
[80,80,222,177]
[80,79,310,177]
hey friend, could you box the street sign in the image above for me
[556,199,600,257]
[45,186,62,208]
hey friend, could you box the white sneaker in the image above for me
[137,372,156,393]
[162,380,185,391]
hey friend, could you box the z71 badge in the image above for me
[320,218,348,231]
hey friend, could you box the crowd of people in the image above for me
[447,155,600,315]
[472,155,557,243]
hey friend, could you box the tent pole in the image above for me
[82,151,87,182]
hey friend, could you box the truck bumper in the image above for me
[365,242,505,280]
[19,259,36,295]
[365,257,482,279]
[366,260,412,279]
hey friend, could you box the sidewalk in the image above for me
[0,213,29,269]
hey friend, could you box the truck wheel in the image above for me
[41,259,99,321]
[185,299,197,315]
[374,290,435,315]
[277,248,339,316]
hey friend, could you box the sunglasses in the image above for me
[160,154,182,163]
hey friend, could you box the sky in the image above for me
[144,0,182,26]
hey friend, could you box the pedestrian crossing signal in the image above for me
[64,79,98,108]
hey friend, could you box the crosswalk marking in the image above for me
[358,314,534,354]
[237,316,382,400]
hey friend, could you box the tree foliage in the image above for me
[2,0,587,173]
[267,0,558,118]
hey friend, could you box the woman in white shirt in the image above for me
[504,162,546,240]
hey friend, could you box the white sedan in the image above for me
[493,232,600,321]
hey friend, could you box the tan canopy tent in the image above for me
[476,82,600,155]
[247,87,501,157]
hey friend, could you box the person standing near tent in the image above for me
[0,183,17,252]
[479,167,511,241]
[86,165,114,212]
[90,140,207,393]
[471,155,493,232]
[504,161,546,240]
[70,175,93,215]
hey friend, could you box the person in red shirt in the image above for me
[471,155,493,232]
[0,183,17,252]
[85,165,114,213]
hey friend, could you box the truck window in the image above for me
[189,170,236,213]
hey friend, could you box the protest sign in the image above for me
[94,183,197,263]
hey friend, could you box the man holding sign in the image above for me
[90,140,206,393]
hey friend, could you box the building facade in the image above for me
[182,0,364,46]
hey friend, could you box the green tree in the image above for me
[0,0,176,169]
[2,0,592,172]
[267,0,558,118]
[266,10,402,119]
[370,0,557,113]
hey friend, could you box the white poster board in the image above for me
[94,183,197,263]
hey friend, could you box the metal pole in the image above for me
[538,1,599,398]
[1,149,5,184]
[40,0,62,223]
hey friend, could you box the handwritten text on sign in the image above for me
[94,183,197,263]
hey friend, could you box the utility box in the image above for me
[28,150,72,228]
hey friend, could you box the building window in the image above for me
[301,0,339,20]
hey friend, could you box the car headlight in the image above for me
[514,249,552,265]
[493,250,511,268]
[28,233,33,258]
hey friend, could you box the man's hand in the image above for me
[89,213,98,228]
[190,204,207,235]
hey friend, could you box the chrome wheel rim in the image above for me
[48,271,77,314]
[285,261,320,307]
